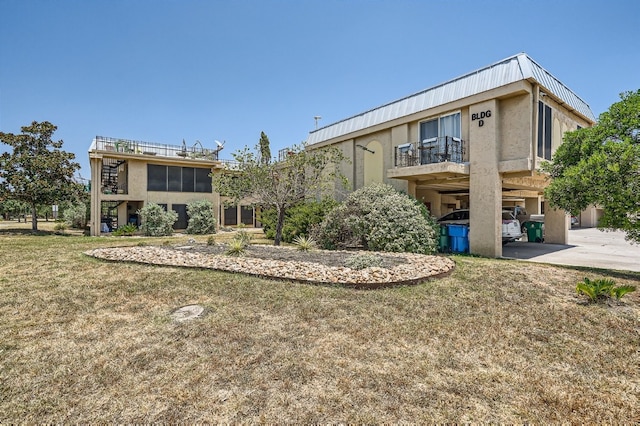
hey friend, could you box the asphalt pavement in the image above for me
[502,227,640,272]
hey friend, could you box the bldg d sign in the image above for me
[472,110,492,127]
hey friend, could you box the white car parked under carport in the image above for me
[437,209,523,244]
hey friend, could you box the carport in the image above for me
[393,164,571,258]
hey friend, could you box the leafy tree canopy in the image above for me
[213,134,348,245]
[0,199,28,220]
[544,90,640,242]
[0,121,82,230]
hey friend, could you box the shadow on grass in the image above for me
[0,228,79,237]
[558,263,640,282]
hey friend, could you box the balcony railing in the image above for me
[394,136,466,167]
[91,136,222,161]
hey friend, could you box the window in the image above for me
[224,205,237,225]
[148,165,167,191]
[195,168,212,193]
[147,164,212,193]
[168,167,182,192]
[419,119,439,164]
[419,112,461,164]
[182,167,195,192]
[241,206,254,226]
[538,101,552,160]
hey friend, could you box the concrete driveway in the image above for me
[502,227,640,272]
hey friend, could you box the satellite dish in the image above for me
[215,140,225,148]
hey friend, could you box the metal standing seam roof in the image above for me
[307,53,596,146]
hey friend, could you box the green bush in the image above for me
[224,231,252,256]
[576,277,636,302]
[260,199,337,243]
[53,222,67,233]
[63,203,87,228]
[112,223,137,236]
[234,229,253,246]
[186,200,217,234]
[311,184,439,254]
[345,253,383,270]
[137,203,178,237]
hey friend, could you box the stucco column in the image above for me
[419,189,442,217]
[544,207,569,244]
[407,180,417,198]
[469,99,502,257]
[525,196,541,215]
[90,156,102,236]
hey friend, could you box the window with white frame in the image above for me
[419,112,461,163]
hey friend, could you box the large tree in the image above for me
[544,90,640,242]
[213,134,348,245]
[258,131,271,165]
[0,121,82,230]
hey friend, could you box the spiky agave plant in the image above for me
[224,238,247,256]
[293,235,317,251]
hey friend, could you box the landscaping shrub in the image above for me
[576,277,636,302]
[53,222,67,233]
[224,230,253,256]
[112,223,137,236]
[137,203,177,236]
[186,200,217,234]
[311,183,439,254]
[345,253,383,270]
[293,235,317,251]
[234,229,253,246]
[260,199,337,243]
[225,239,247,256]
[63,203,87,228]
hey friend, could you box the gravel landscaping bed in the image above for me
[86,244,455,288]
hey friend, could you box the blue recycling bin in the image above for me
[447,224,469,253]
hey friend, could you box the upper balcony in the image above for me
[388,136,469,183]
[89,136,223,161]
[394,136,466,168]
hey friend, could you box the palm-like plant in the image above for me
[576,277,636,302]
[293,235,317,251]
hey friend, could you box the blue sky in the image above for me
[1,0,638,179]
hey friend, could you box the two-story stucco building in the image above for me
[88,136,256,236]
[306,53,596,257]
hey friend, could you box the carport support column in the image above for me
[469,99,502,257]
[525,196,542,215]
[544,207,569,244]
[407,180,417,198]
[90,156,102,236]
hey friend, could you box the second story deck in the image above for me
[89,136,223,161]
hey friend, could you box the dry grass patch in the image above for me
[0,220,639,422]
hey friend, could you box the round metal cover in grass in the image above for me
[171,304,205,322]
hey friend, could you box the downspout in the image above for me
[532,84,540,171]
[352,140,357,191]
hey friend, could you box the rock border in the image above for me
[84,245,456,289]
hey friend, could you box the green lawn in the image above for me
[1,221,639,422]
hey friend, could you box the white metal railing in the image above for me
[91,136,222,160]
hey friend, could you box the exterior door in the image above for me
[172,204,188,230]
